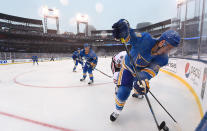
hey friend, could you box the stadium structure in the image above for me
[0,0,206,61]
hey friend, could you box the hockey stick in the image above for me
[83,61,113,78]
[94,68,113,78]
[149,91,177,123]
[121,38,168,131]
[95,53,176,123]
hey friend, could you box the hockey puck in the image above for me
[159,121,166,129]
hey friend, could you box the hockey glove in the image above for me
[85,62,91,67]
[134,78,150,95]
[90,62,96,70]
[112,19,130,41]
[113,72,119,84]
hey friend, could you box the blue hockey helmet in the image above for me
[84,43,89,48]
[77,48,81,50]
[159,30,181,47]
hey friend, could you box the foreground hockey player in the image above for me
[111,51,144,99]
[32,55,39,65]
[80,44,98,84]
[72,48,83,72]
[110,19,181,121]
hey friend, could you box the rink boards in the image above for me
[162,58,207,117]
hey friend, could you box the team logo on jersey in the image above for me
[135,32,142,37]
[117,59,121,64]
[185,63,190,78]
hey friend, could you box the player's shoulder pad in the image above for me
[89,50,96,55]
[138,32,156,48]
[92,53,98,59]
[141,32,154,40]
[152,54,169,67]
[132,32,155,45]
[80,49,84,54]
[120,51,127,55]
[135,32,143,38]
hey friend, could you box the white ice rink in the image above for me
[0,58,202,131]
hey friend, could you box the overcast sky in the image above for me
[0,0,178,33]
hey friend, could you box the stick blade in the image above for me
[159,121,166,130]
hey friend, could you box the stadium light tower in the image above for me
[177,0,185,6]
[42,6,60,34]
[176,0,185,19]
[76,13,89,36]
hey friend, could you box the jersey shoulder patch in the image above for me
[120,56,124,59]
[135,32,142,37]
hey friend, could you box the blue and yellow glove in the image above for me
[90,62,96,70]
[134,78,150,95]
[112,19,130,41]
[85,62,96,69]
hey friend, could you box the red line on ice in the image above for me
[0,111,73,131]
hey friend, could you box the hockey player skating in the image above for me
[110,19,180,122]
[111,51,144,99]
[80,44,98,85]
[32,56,39,65]
[111,51,127,88]
[72,48,83,72]
[50,56,55,61]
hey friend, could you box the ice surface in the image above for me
[0,58,201,131]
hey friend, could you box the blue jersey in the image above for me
[123,29,168,80]
[32,56,38,60]
[80,49,98,65]
[72,51,82,60]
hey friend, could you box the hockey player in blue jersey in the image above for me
[72,48,83,72]
[110,19,181,121]
[32,56,38,65]
[80,43,98,85]
[196,112,207,131]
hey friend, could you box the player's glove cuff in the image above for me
[134,79,150,95]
